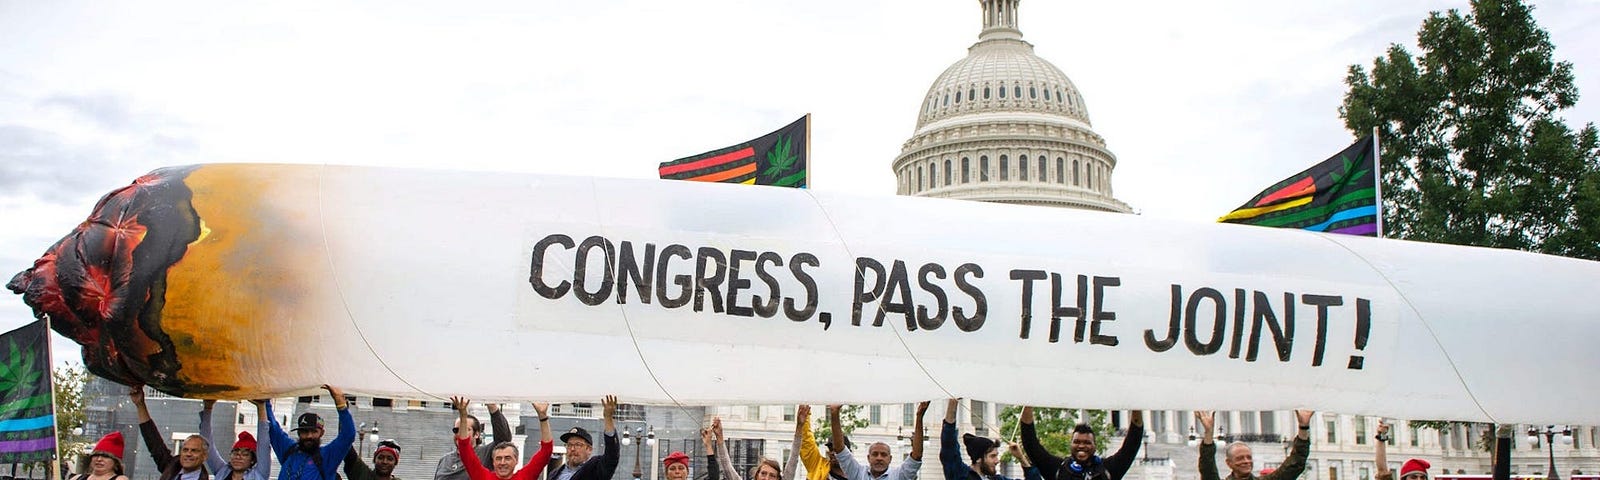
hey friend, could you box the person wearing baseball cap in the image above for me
[448,396,553,480]
[264,384,357,480]
[76,431,129,480]
[344,438,403,480]
[130,386,211,480]
[546,396,621,480]
[200,399,272,480]
[1374,421,1431,480]
[939,398,1040,480]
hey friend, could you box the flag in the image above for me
[0,320,54,463]
[1219,136,1380,236]
[658,115,808,188]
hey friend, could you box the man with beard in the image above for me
[343,440,402,480]
[1018,407,1142,480]
[828,403,926,480]
[545,396,620,480]
[435,402,513,480]
[939,399,1039,480]
[450,397,552,480]
[266,385,357,480]
[131,387,211,480]
[1196,410,1313,480]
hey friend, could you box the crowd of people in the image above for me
[62,387,1494,480]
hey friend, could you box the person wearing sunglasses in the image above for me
[1374,422,1430,480]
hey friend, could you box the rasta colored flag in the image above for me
[0,320,54,463]
[658,115,808,188]
[1219,136,1380,236]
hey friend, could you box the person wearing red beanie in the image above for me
[200,399,272,480]
[1375,421,1430,480]
[78,431,130,480]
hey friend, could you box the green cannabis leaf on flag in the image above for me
[762,135,797,180]
[0,341,41,395]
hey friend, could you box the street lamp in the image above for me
[622,426,656,480]
[358,421,381,456]
[1527,426,1572,480]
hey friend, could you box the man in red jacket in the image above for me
[449,396,552,480]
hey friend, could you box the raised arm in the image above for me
[1018,407,1061,480]
[520,404,556,477]
[829,405,846,454]
[938,400,968,480]
[830,406,867,480]
[599,396,622,476]
[795,406,828,480]
[321,386,358,480]
[1263,411,1314,480]
[704,427,720,480]
[1195,411,1220,480]
[264,401,295,462]
[713,417,743,480]
[131,387,175,471]
[453,397,495,480]
[488,403,512,445]
[783,407,804,480]
[1374,421,1392,480]
[251,400,272,479]
[1104,410,1144,479]
[909,402,929,462]
[344,446,375,480]
[200,400,229,475]
[1012,443,1043,480]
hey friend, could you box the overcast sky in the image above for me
[3,0,1598,365]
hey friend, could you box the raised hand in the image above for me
[1294,410,1314,427]
[1008,442,1030,466]
[129,386,146,405]
[450,396,471,415]
[915,401,930,418]
[602,395,618,419]
[1377,421,1390,436]
[712,417,724,441]
[487,403,502,414]
[1195,411,1215,431]
[203,399,217,410]
[532,403,550,418]
[1021,405,1034,424]
[322,384,348,409]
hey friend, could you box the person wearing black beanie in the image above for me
[939,399,1040,480]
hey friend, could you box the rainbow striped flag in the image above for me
[1219,136,1379,236]
[658,115,808,188]
[0,320,54,464]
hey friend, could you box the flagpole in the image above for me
[804,113,812,189]
[45,315,61,480]
[1371,126,1385,238]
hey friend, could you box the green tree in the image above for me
[813,405,869,448]
[996,406,1110,459]
[54,364,91,463]
[1340,0,1600,259]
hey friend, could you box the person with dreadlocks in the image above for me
[200,399,272,480]
[265,384,357,480]
[939,399,1039,480]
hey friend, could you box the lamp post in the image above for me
[358,421,381,456]
[1527,426,1572,480]
[623,426,656,480]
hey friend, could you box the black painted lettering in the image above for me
[751,252,784,319]
[1052,273,1086,343]
[616,241,655,304]
[1144,284,1182,352]
[1089,276,1120,346]
[693,247,727,313]
[1302,294,1344,367]
[529,234,574,299]
[724,249,757,317]
[916,264,949,331]
[1247,291,1295,362]
[1228,288,1246,358]
[952,263,986,332]
[572,236,615,306]
[852,257,887,326]
[1184,287,1227,355]
[879,260,916,331]
[1010,269,1047,339]
[784,253,820,322]
[656,244,693,308]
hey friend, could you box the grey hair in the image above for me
[185,434,210,448]
[1223,442,1251,460]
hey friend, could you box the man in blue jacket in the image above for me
[266,384,356,480]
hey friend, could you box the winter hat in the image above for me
[233,431,258,451]
[663,452,691,467]
[961,433,996,463]
[92,431,126,461]
[1400,459,1431,478]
